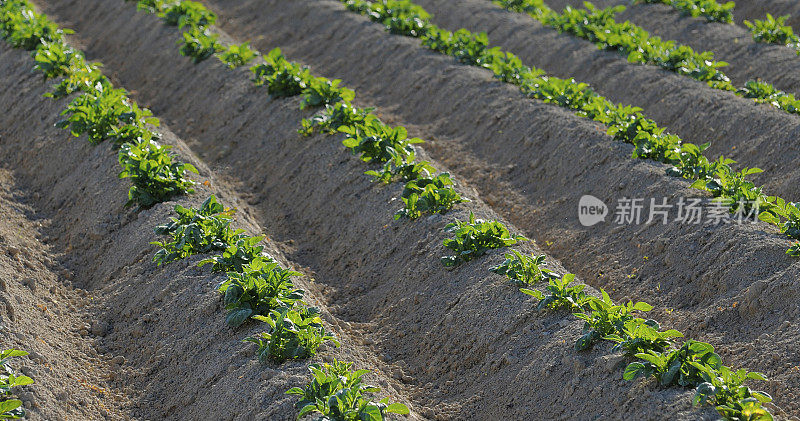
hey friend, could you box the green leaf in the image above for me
[225,308,254,328]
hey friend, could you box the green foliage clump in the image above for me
[217,257,304,328]
[246,306,339,363]
[395,172,467,219]
[573,290,653,350]
[179,27,222,63]
[693,365,773,420]
[624,340,722,387]
[745,14,800,51]
[151,195,237,265]
[118,139,198,208]
[218,42,258,68]
[521,273,589,310]
[300,102,374,136]
[286,360,410,420]
[339,117,422,165]
[490,251,555,286]
[605,318,683,356]
[634,0,734,23]
[251,48,312,98]
[441,212,528,267]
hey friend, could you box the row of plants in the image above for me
[0,0,197,209]
[436,218,773,419]
[151,195,343,363]
[634,0,735,23]
[491,1,800,119]
[0,350,32,420]
[339,0,800,258]
[494,0,733,90]
[0,1,205,417]
[149,189,410,420]
[129,2,422,419]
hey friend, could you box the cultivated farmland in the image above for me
[1,0,800,420]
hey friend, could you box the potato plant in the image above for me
[44,55,106,99]
[573,290,653,351]
[218,42,258,69]
[605,319,683,356]
[250,48,312,98]
[490,251,556,286]
[693,365,773,420]
[158,0,216,28]
[32,40,83,80]
[0,350,33,420]
[301,77,355,110]
[118,139,198,208]
[179,27,222,63]
[56,85,158,145]
[286,360,410,420]
[300,102,374,136]
[441,212,528,267]
[152,195,237,265]
[624,340,723,387]
[132,0,216,29]
[246,307,339,364]
[340,118,422,165]
[217,258,304,328]
[395,173,467,219]
[634,0,734,23]
[745,14,800,52]
[198,234,265,273]
[366,160,435,184]
[521,273,590,311]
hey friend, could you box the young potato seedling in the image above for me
[179,27,222,63]
[745,14,800,52]
[340,117,422,165]
[521,273,590,310]
[624,340,723,387]
[286,360,410,420]
[118,139,198,208]
[365,160,435,184]
[490,251,556,286]
[152,195,236,265]
[634,0,734,23]
[395,173,467,219]
[245,306,339,364]
[604,318,683,356]
[217,257,304,328]
[218,42,258,69]
[300,102,374,136]
[573,290,653,351]
[693,365,773,420]
[198,234,265,273]
[441,212,528,267]
[250,48,312,98]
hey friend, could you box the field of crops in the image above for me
[1,0,800,419]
